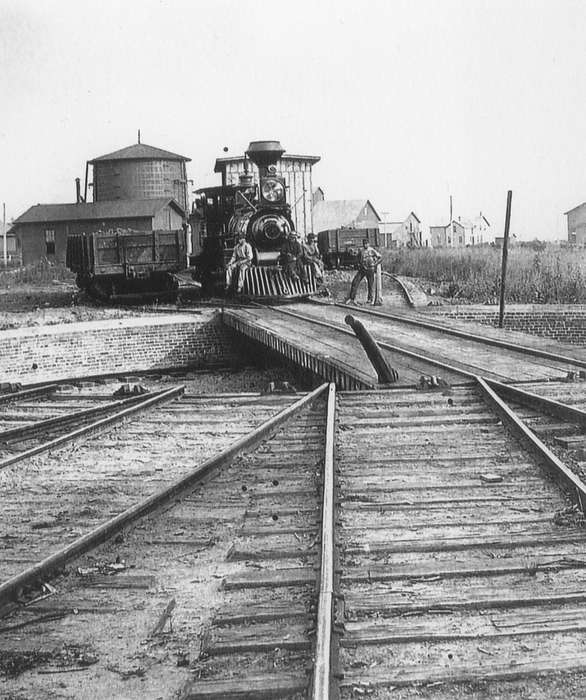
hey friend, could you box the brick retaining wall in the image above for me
[426,305,586,346]
[0,311,240,384]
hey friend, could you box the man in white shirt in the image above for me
[345,238,382,304]
[226,234,253,293]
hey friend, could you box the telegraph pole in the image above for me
[498,190,513,328]
[2,203,6,267]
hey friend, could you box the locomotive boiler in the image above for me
[190,140,319,300]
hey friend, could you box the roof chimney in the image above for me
[75,178,82,204]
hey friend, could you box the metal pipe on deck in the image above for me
[344,314,398,384]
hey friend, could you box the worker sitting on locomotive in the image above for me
[226,234,253,293]
[302,233,324,284]
[345,238,382,305]
[280,231,307,283]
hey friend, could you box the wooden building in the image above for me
[12,198,184,265]
[1,224,19,264]
[214,151,320,237]
[379,212,422,247]
[564,202,586,246]
[312,199,381,235]
[430,214,490,248]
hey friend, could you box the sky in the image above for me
[2,0,586,240]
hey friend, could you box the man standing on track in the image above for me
[226,234,253,293]
[345,238,382,305]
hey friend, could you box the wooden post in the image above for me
[374,263,383,305]
[498,190,513,329]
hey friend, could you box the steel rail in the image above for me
[0,383,329,607]
[384,271,415,307]
[0,391,160,443]
[261,307,586,433]
[476,376,586,511]
[312,383,337,700]
[264,306,586,395]
[485,379,586,428]
[0,384,58,405]
[319,300,586,370]
[0,386,185,471]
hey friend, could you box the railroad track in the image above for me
[0,385,327,697]
[3,373,586,697]
[222,302,585,391]
[287,302,586,382]
[179,377,586,699]
[0,383,183,470]
[334,379,586,697]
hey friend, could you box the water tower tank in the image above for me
[89,143,191,213]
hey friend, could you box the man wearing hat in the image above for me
[302,233,324,283]
[345,238,382,304]
[279,231,307,283]
[225,233,253,293]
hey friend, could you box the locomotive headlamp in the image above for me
[261,179,285,202]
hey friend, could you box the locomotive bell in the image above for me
[246,140,285,173]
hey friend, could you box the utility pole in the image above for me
[498,190,513,329]
[2,203,6,267]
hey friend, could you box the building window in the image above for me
[45,229,55,255]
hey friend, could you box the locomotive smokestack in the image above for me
[246,140,285,175]
[75,177,81,204]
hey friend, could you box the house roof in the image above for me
[375,211,421,225]
[89,143,190,163]
[13,198,185,225]
[312,200,381,233]
[564,202,586,216]
[214,153,320,173]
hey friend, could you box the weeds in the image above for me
[382,246,586,304]
[0,258,75,288]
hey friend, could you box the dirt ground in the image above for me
[0,272,365,330]
[0,281,144,330]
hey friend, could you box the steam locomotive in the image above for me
[190,141,320,301]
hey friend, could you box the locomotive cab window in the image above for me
[45,229,56,255]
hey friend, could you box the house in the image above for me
[564,202,586,246]
[12,198,185,265]
[312,199,381,234]
[429,214,490,248]
[379,212,422,247]
[312,186,325,207]
[1,223,19,263]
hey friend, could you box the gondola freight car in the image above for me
[66,228,187,302]
[317,227,380,269]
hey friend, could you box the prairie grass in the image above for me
[382,246,586,304]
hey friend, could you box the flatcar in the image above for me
[66,228,187,302]
[190,140,320,301]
